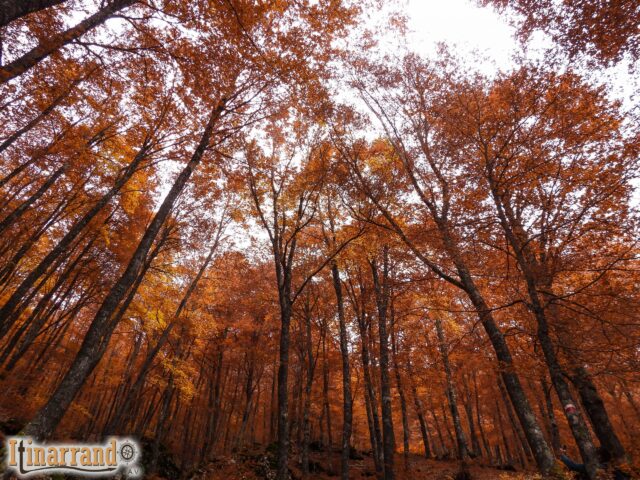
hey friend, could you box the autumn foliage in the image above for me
[0,2,639,480]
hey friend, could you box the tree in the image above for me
[480,0,640,67]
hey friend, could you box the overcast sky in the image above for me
[398,0,638,106]
[405,0,516,66]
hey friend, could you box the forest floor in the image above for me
[181,446,542,480]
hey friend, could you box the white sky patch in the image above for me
[404,0,516,67]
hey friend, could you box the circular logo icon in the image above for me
[119,442,136,462]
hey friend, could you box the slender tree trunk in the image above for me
[22,102,226,439]
[407,360,431,458]
[536,312,598,477]
[370,248,395,480]
[0,74,87,156]
[570,365,626,462]
[0,137,154,333]
[430,406,446,456]
[0,0,137,84]
[150,376,175,473]
[489,184,598,477]
[301,304,314,478]
[0,163,66,235]
[275,301,292,480]
[322,325,333,448]
[356,310,382,471]
[0,195,67,286]
[462,374,481,457]
[498,378,532,465]
[391,324,410,469]
[541,376,561,454]
[350,153,555,473]
[3,250,87,370]
[331,263,352,480]
[0,0,67,27]
[472,372,491,459]
[494,398,513,465]
[434,317,469,460]
[237,352,256,448]
[0,131,68,190]
[362,322,383,470]
[441,403,455,454]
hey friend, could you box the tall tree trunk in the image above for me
[275,301,292,480]
[370,247,395,480]
[441,403,455,454]
[321,328,332,447]
[0,162,66,235]
[357,311,382,471]
[462,374,481,457]
[22,101,226,439]
[498,378,532,466]
[0,194,67,286]
[391,323,410,469]
[535,311,598,477]
[0,0,67,28]
[0,0,137,84]
[332,263,352,480]
[489,182,599,477]
[494,398,513,465]
[460,279,554,471]
[472,372,492,459]
[430,405,446,456]
[2,238,92,369]
[349,154,555,474]
[0,135,154,334]
[541,376,561,454]
[0,73,88,156]
[150,376,175,473]
[570,365,626,462]
[237,351,256,448]
[407,359,431,458]
[301,303,315,478]
[435,317,469,460]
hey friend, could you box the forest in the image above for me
[0,1,639,479]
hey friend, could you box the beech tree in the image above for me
[1,2,638,480]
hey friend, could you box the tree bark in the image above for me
[487,175,599,477]
[344,112,556,474]
[472,372,492,459]
[0,0,137,84]
[540,376,561,454]
[494,398,513,465]
[0,73,87,156]
[407,359,431,458]
[429,405,446,456]
[0,162,66,235]
[0,0,67,27]
[391,321,410,469]
[462,374,481,457]
[370,247,395,480]
[321,325,333,447]
[331,263,352,480]
[435,317,469,460]
[301,302,315,478]
[356,308,383,471]
[498,378,532,465]
[22,101,226,439]
[570,365,627,462]
[0,135,155,334]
